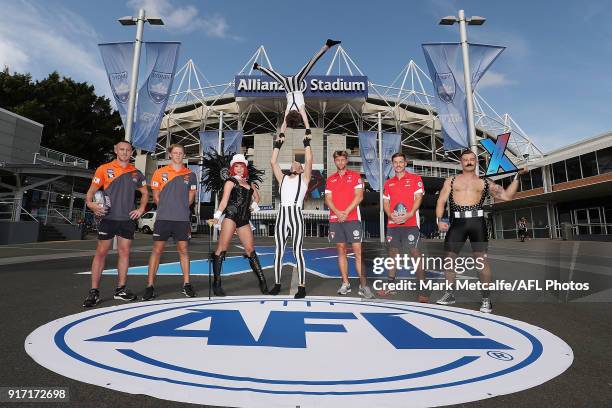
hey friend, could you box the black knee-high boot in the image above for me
[210,251,226,297]
[245,252,268,294]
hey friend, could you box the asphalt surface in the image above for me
[0,233,610,407]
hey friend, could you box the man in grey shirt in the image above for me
[83,141,148,307]
[143,144,198,300]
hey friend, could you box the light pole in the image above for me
[378,112,384,243]
[118,9,164,143]
[440,10,485,170]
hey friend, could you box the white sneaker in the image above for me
[435,292,456,305]
[358,285,375,299]
[480,298,493,313]
[337,282,351,295]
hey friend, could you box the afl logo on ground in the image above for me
[25,297,573,407]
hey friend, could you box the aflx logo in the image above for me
[481,132,518,176]
[88,309,511,350]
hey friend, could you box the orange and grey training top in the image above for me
[91,160,146,221]
[151,165,197,222]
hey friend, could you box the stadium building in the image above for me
[4,46,609,243]
[146,46,542,238]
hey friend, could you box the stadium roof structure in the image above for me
[155,45,544,170]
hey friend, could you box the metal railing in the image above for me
[0,199,39,222]
[33,146,89,169]
[50,209,73,225]
[570,222,612,235]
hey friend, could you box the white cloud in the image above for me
[0,39,30,72]
[470,30,530,62]
[477,70,516,89]
[127,0,236,38]
[0,0,110,97]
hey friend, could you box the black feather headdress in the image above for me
[200,149,264,194]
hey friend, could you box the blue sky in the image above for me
[0,0,610,152]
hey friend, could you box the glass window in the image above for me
[516,208,531,225]
[580,152,598,178]
[552,161,567,184]
[501,210,515,230]
[531,168,543,188]
[530,206,548,229]
[520,172,532,191]
[533,228,549,238]
[605,206,612,235]
[500,177,510,189]
[503,230,517,239]
[596,146,612,174]
[565,156,581,181]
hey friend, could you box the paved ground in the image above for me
[1,233,611,407]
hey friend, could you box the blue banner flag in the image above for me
[199,130,219,202]
[382,133,401,179]
[422,43,504,151]
[132,42,181,152]
[481,133,518,176]
[187,164,205,204]
[98,42,134,128]
[358,131,380,191]
[223,130,243,155]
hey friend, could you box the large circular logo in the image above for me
[25,297,573,407]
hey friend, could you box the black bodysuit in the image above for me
[224,178,254,228]
[444,176,489,254]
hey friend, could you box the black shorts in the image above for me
[97,219,136,240]
[329,221,362,244]
[225,214,252,229]
[386,226,420,251]
[153,220,191,242]
[444,217,488,254]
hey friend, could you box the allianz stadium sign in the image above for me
[26,297,572,407]
[234,75,368,98]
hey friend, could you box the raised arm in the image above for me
[487,168,528,202]
[270,136,285,184]
[303,136,313,183]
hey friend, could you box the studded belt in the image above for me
[453,209,484,218]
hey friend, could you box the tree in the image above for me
[0,68,124,168]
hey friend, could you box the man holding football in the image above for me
[82,141,148,307]
[380,152,428,302]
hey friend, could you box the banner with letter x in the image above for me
[481,132,518,176]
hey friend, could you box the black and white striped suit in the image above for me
[274,173,307,285]
[255,46,329,111]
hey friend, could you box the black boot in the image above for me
[253,62,259,70]
[326,39,341,47]
[210,251,226,297]
[245,252,269,294]
[294,286,306,299]
[269,283,281,295]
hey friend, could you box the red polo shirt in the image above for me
[325,170,363,223]
[383,172,424,228]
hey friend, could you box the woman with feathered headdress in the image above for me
[201,150,267,296]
